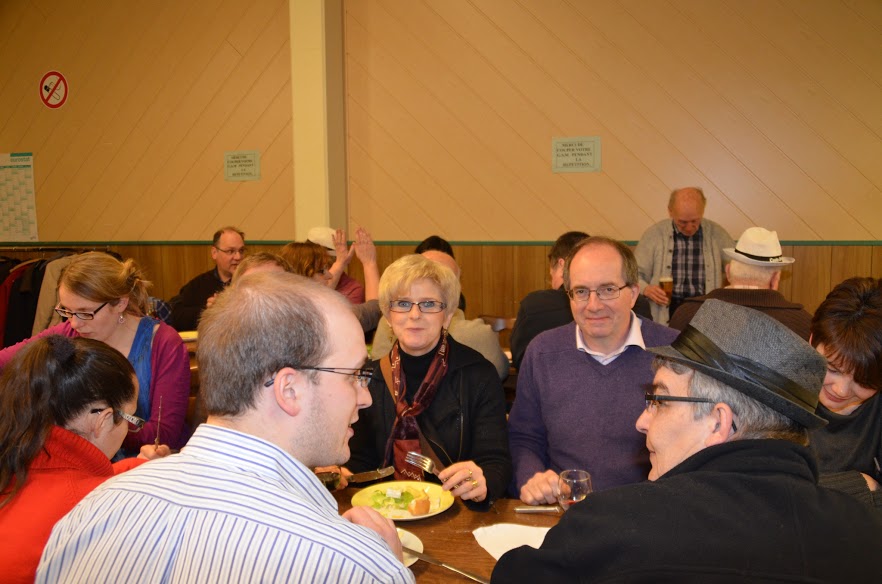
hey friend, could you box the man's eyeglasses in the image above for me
[389,300,446,313]
[91,407,146,433]
[263,366,375,388]
[214,246,247,257]
[644,393,716,412]
[55,302,109,321]
[566,285,630,303]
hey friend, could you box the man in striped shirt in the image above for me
[37,272,413,583]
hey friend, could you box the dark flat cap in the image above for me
[649,299,827,429]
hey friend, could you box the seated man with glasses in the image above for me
[493,300,881,582]
[37,271,414,583]
[169,226,246,331]
[509,236,678,504]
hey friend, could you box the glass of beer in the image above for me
[659,277,673,301]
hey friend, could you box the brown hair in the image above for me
[0,336,136,508]
[197,272,335,416]
[233,252,293,281]
[811,277,882,392]
[563,236,639,289]
[279,242,330,278]
[59,252,151,316]
[549,231,589,263]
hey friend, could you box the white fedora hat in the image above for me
[724,227,795,267]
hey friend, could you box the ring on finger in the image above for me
[468,469,473,479]
[471,479,478,488]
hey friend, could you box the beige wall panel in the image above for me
[344,0,882,243]
[227,0,287,55]
[119,47,292,239]
[779,0,882,135]
[846,0,882,29]
[0,0,293,244]
[673,0,881,237]
[356,0,637,239]
[623,0,871,239]
[729,0,882,190]
[346,18,565,240]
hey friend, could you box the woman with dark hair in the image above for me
[0,252,191,452]
[810,277,882,506]
[0,336,168,582]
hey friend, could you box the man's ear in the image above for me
[705,402,736,447]
[272,367,304,418]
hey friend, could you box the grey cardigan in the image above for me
[634,218,733,323]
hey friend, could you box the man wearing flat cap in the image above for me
[669,227,813,339]
[493,300,881,583]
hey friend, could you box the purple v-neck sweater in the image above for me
[509,319,678,493]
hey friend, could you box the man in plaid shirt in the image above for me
[635,187,733,323]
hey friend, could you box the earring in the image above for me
[118,314,125,324]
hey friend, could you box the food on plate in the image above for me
[407,498,430,516]
[369,485,435,516]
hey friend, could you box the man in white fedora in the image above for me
[669,227,812,339]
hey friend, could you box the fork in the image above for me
[405,451,442,477]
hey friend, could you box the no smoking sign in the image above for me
[40,71,68,109]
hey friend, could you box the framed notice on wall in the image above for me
[224,150,261,181]
[0,152,38,241]
[551,137,601,173]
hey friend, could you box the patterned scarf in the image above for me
[383,330,450,480]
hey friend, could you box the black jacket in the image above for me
[493,439,882,583]
[169,268,226,331]
[347,337,512,505]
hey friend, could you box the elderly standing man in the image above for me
[169,226,246,331]
[509,236,678,504]
[37,272,414,583]
[493,300,881,583]
[669,227,812,339]
[636,187,733,323]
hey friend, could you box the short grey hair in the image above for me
[728,261,780,288]
[652,357,808,445]
[378,254,460,319]
[197,271,339,417]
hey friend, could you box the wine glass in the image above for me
[557,469,593,512]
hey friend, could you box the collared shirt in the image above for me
[37,424,414,584]
[575,312,646,365]
[671,223,706,300]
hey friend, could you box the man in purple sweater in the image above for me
[509,236,678,504]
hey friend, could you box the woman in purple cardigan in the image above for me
[0,253,191,452]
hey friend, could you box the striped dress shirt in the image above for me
[36,424,414,584]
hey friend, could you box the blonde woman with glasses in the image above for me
[0,252,190,454]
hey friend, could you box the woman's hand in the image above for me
[438,460,487,502]
[138,444,171,460]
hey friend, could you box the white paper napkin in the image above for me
[473,523,551,560]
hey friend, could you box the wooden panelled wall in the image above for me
[5,244,882,325]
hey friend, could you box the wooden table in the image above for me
[335,489,560,583]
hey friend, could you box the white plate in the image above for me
[351,481,455,521]
[397,528,423,568]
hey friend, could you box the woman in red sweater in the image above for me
[0,335,169,583]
